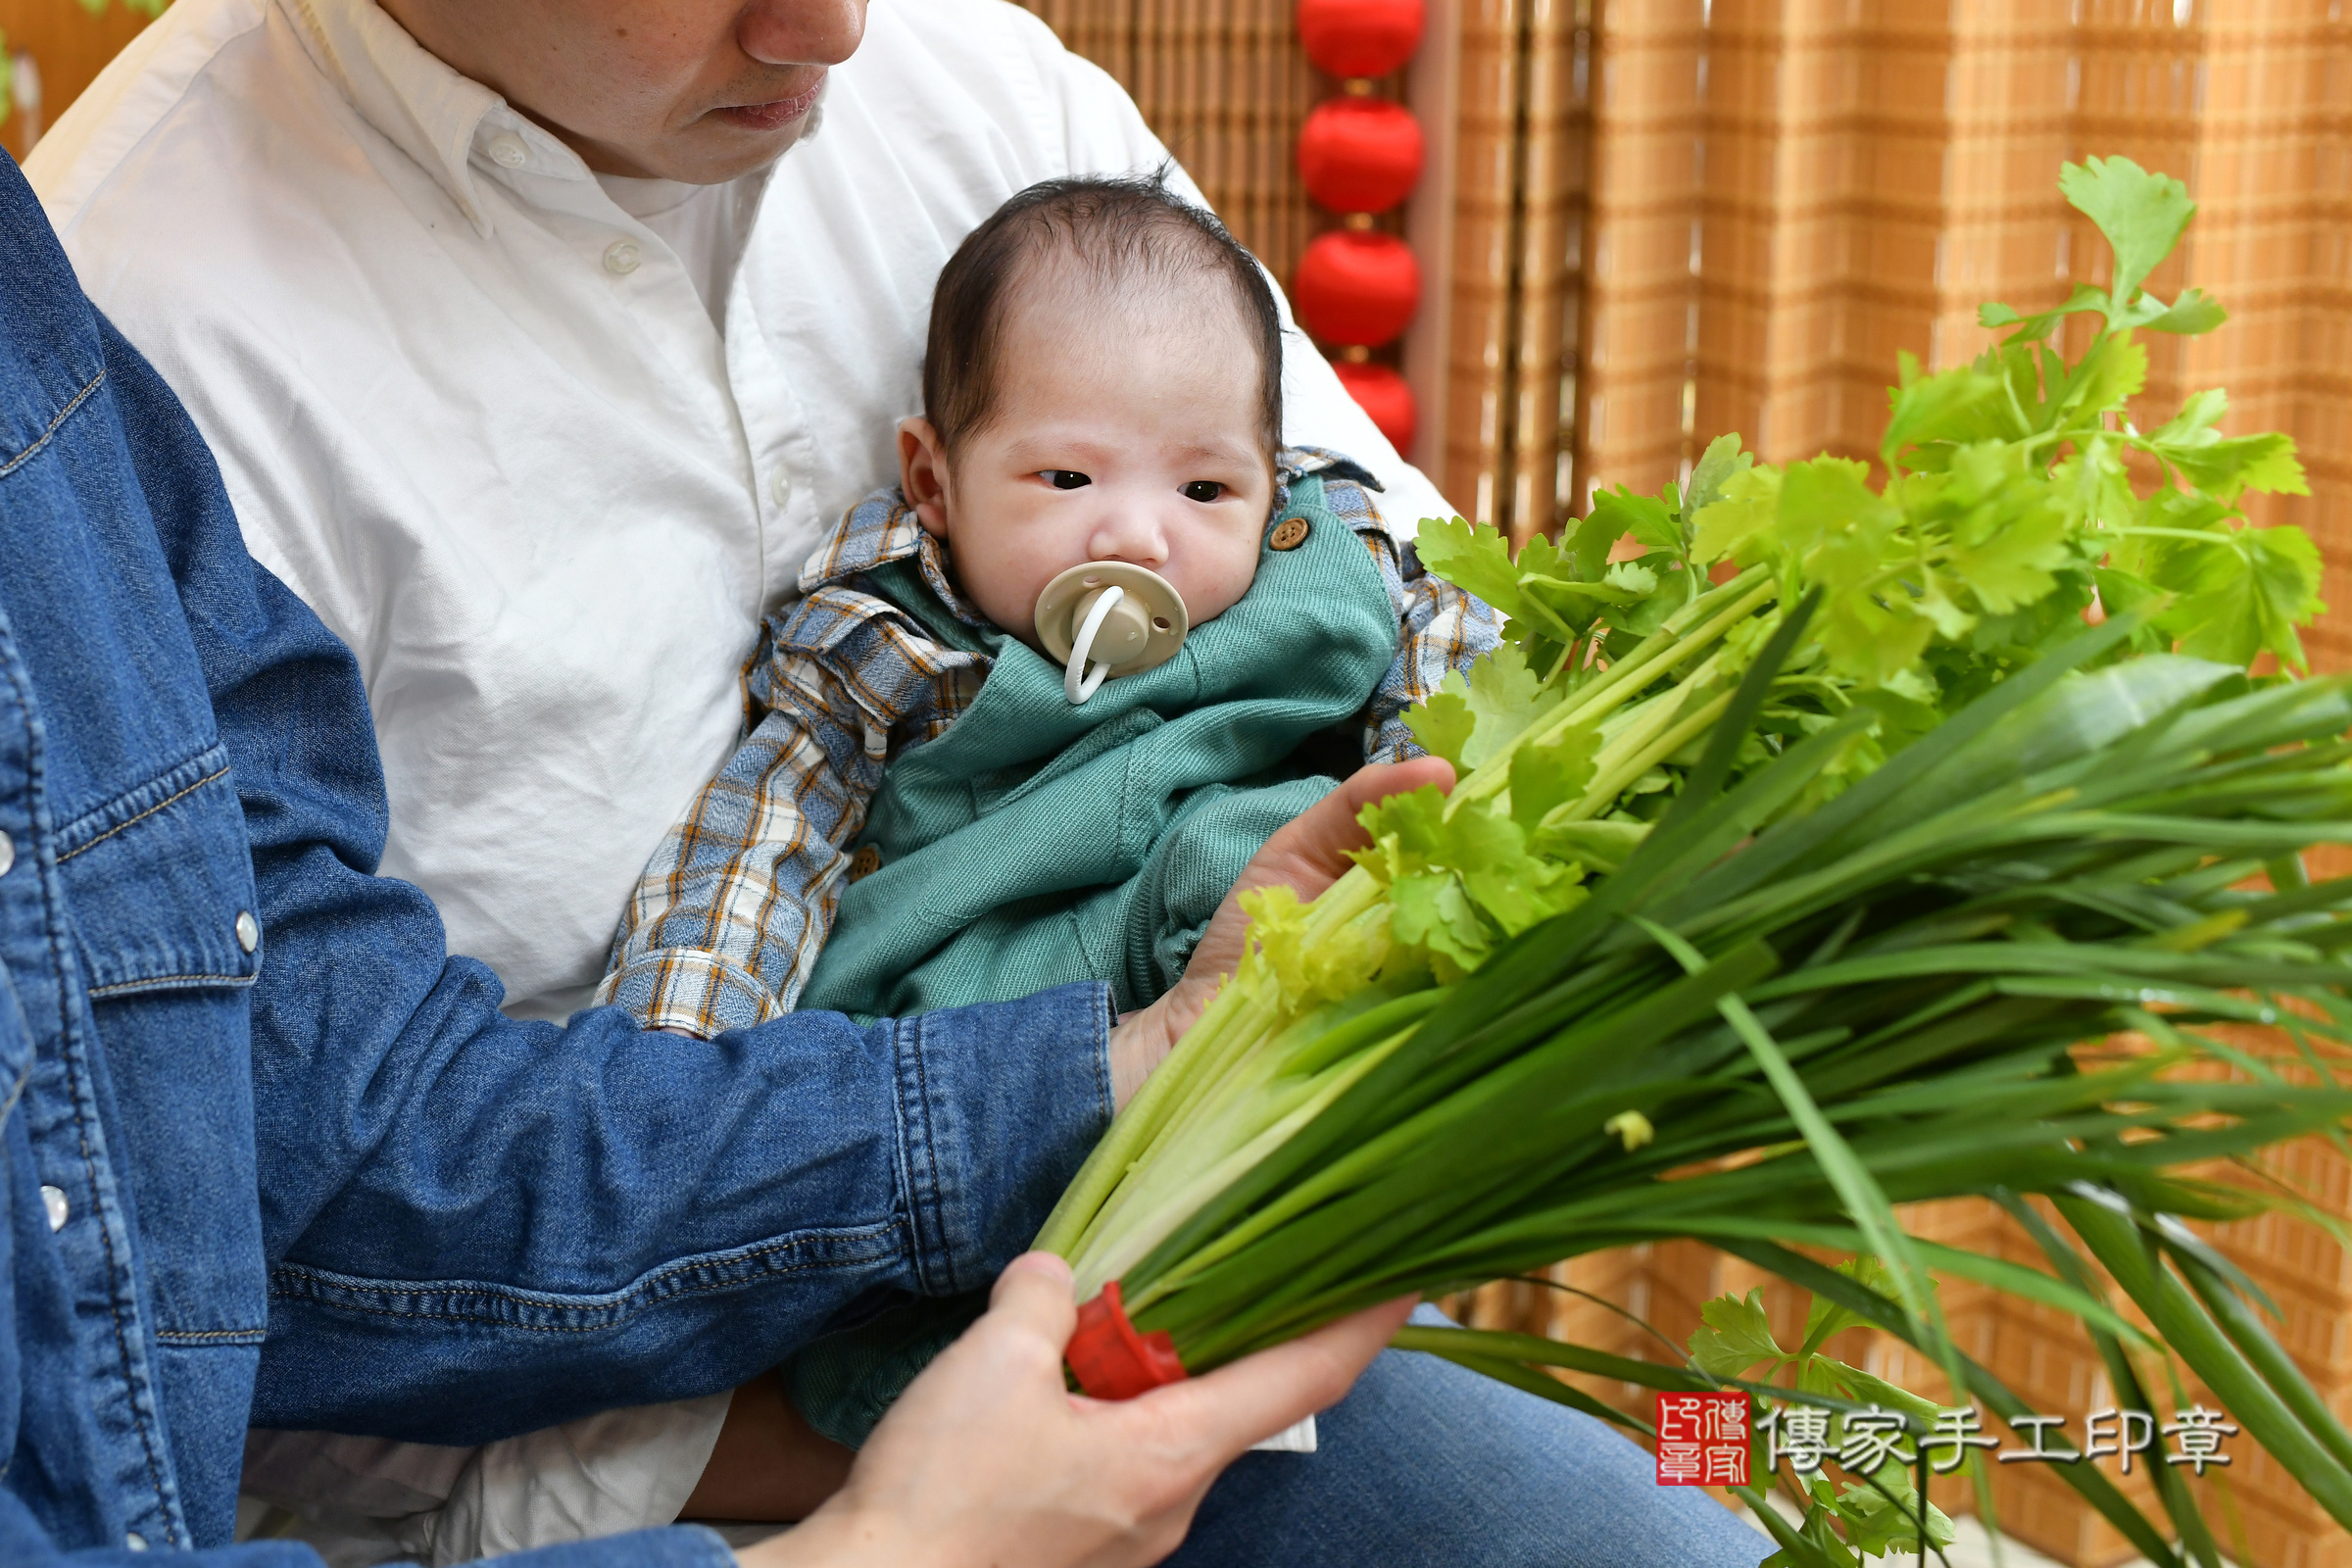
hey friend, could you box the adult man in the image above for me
[0,149,1417,1568]
[27,0,1772,1561]
[32,0,1444,1027]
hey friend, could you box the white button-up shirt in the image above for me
[29,0,1453,1020]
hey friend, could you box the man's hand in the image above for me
[1107,756,1453,1104]
[745,1252,1415,1568]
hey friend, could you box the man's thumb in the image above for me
[988,1251,1080,1348]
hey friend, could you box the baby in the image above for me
[597,173,1494,1040]
[593,172,1494,1451]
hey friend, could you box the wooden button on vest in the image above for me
[1269,516,1311,551]
[849,844,883,881]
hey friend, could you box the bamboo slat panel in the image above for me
[1432,0,1592,541]
[1026,0,1324,281]
[1555,8,2352,1562]
[1580,0,1707,506]
[1435,0,1529,528]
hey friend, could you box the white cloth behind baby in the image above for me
[235,1395,731,1566]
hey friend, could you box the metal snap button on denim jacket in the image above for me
[0,154,1114,1565]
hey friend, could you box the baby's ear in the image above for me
[898,418,952,539]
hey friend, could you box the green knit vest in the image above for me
[782,476,1400,1446]
[799,474,1400,1020]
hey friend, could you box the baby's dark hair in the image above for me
[924,172,1284,458]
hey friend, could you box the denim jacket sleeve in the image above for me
[0,1494,735,1568]
[122,323,1118,1445]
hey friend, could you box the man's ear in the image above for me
[898,417,952,539]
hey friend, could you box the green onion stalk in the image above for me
[1044,612,2352,1547]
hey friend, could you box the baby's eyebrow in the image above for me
[1165,439,1263,467]
[1002,435,1120,467]
[1001,440,1264,475]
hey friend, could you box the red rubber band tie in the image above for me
[1066,1280,1188,1399]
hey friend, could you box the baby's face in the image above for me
[900,268,1276,653]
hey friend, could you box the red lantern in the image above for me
[1298,0,1426,80]
[1293,230,1421,346]
[1334,361,1417,452]
[1298,98,1424,215]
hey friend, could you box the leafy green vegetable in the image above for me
[1690,1288,1783,1380]
[1029,158,2351,1567]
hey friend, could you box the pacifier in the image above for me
[1033,562,1189,705]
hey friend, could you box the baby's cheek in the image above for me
[1186,534,1266,623]
[957,542,1056,635]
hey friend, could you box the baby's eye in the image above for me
[1182,480,1226,503]
[1041,469,1092,490]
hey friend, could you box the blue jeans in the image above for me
[1174,1310,1769,1567]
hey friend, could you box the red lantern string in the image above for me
[1294,0,1425,452]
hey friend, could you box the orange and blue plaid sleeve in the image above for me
[1315,473,1499,763]
[594,588,982,1036]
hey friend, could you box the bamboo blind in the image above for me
[1022,0,1326,280]
[1578,0,2352,662]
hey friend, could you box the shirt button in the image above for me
[768,467,792,507]
[1270,516,1311,551]
[235,910,261,954]
[603,240,642,276]
[0,828,13,877]
[486,133,528,169]
[40,1185,67,1232]
[125,1534,147,1551]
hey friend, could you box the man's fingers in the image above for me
[983,1251,1079,1350]
[1136,1295,1418,1457]
[1324,755,1456,827]
[1256,757,1454,880]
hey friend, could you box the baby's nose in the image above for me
[1088,508,1173,565]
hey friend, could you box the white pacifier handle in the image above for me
[1064,585,1125,704]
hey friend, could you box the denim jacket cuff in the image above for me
[487,1523,738,1568]
[890,980,1116,1294]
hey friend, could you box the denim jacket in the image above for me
[0,158,1115,1564]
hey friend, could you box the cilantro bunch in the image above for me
[1373,160,2320,981]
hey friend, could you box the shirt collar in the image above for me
[277,0,594,236]
[800,487,991,626]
